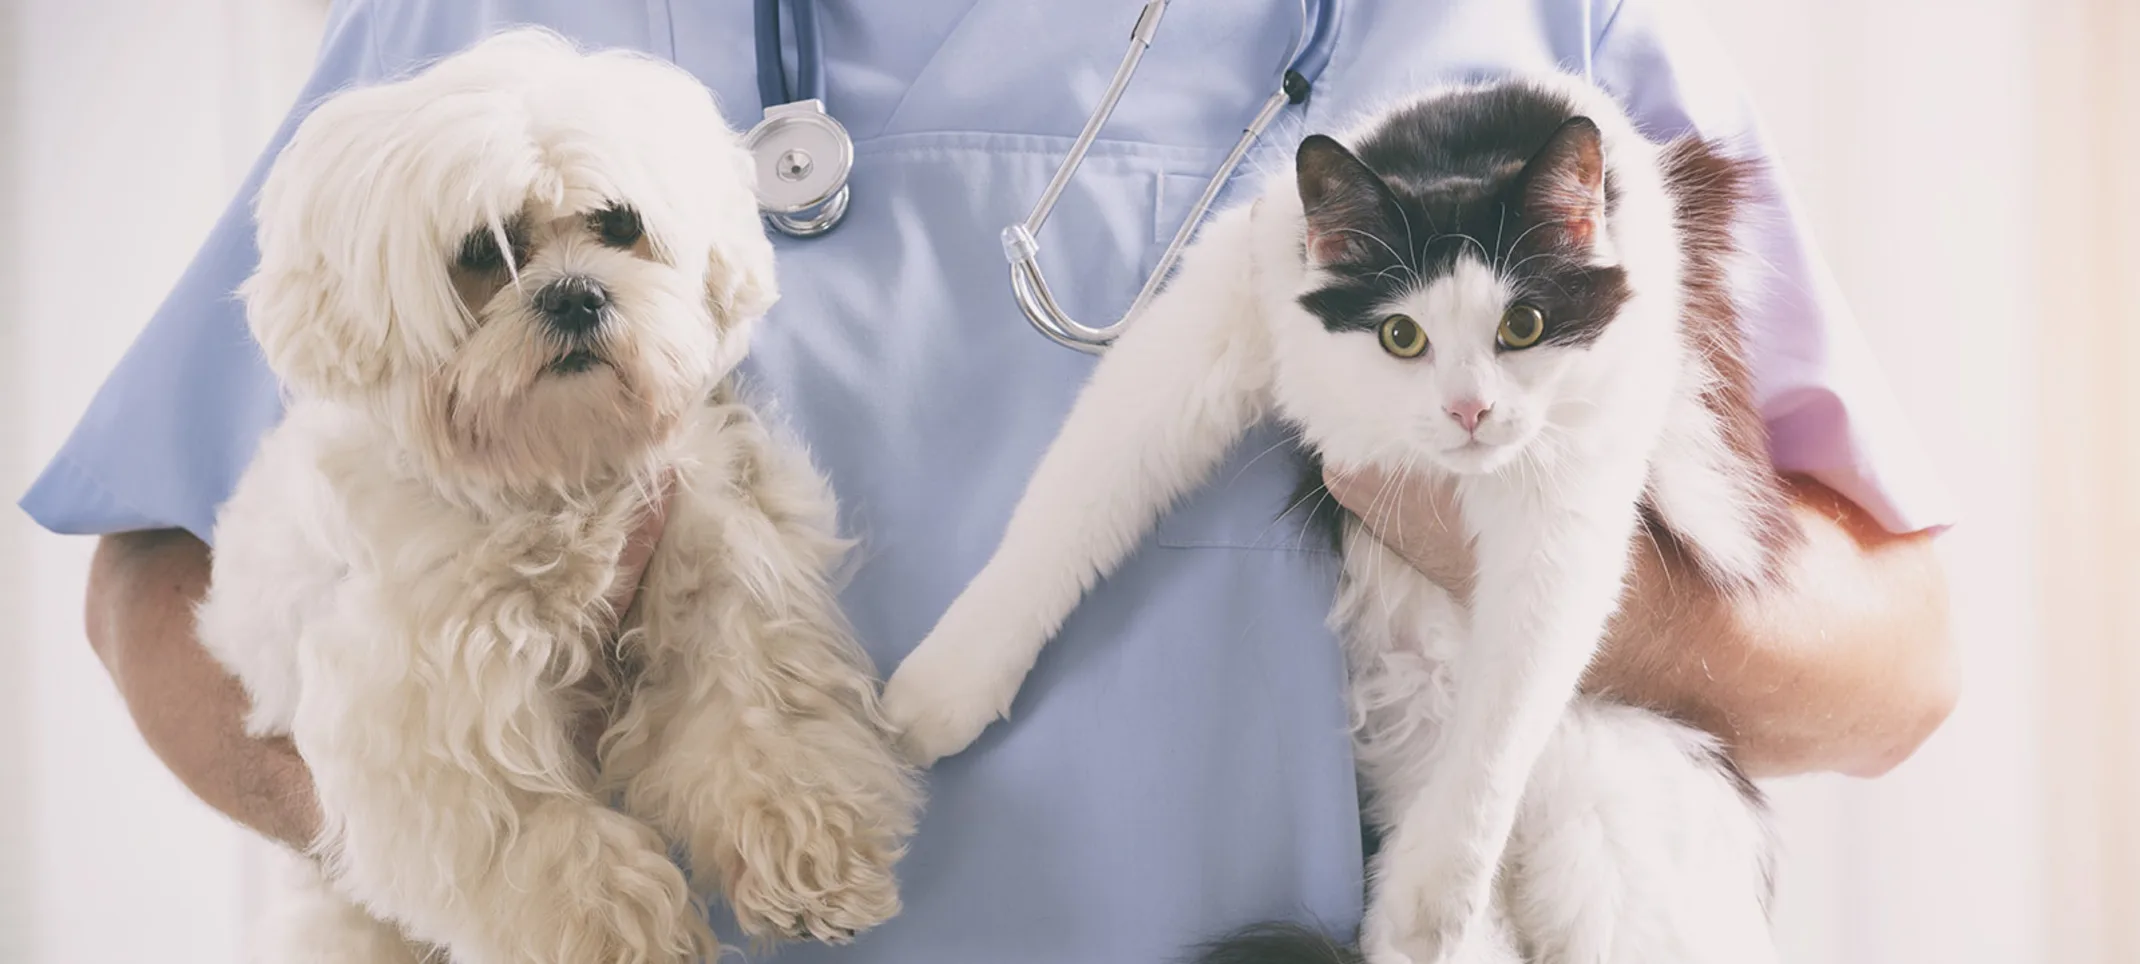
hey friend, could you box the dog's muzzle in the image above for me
[535,277,609,336]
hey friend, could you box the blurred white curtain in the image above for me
[0,2,326,963]
[1698,0,2049,961]
[2033,0,2140,959]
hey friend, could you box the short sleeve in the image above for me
[1588,0,1956,535]
[16,1,387,544]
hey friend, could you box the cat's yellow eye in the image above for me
[1498,303,1546,349]
[1379,313,1427,358]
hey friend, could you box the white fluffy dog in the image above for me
[197,28,919,964]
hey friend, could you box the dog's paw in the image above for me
[880,625,1026,767]
[715,792,906,945]
[486,801,712,964]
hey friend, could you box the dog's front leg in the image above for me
[607,439,920,947]
[295,595,714,964]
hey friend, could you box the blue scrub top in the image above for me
[22,1,1950,961]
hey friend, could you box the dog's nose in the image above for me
[535,277,608,334]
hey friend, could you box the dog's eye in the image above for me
[592,205,642,248]
[456,217,530,273]
[456,231,505,272]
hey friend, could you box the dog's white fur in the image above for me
[882,73,1774,963]
[199,29,919,964]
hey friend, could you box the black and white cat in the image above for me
[880,72,1795,964]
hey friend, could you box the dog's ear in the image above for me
[239,257,387,401]
[702,224,777,381]
[707,222,778,327]
[240,92,409,401]
[700,138,781,377]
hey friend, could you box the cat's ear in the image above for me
[1296,134,1401,266]
[1516,116,1607,250]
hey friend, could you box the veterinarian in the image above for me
[26,1,1957,960]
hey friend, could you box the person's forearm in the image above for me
[1325,467,1959,779]
[1585,475,1959,778]
[86,529,320,849]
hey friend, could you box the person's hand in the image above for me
[1323,463,1957,778]
[574,478,675,759]
[601,472,674,630]
[86,484,679,852]
[1323,466,1475,600]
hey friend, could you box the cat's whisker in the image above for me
[1331,226,1412,275]
[1647,512,1679,598]
[1292,484,1341,553]
[1452,231,1492,267]
[1503,219,1556,258]
[1229,430,1306,486]
[1394,202,1422,278]
[1369,462,1422,626]
[1500,247,1570,279]
[1383,461,1412,558]
[1253,461,1340,548]
[1493,204,1509,274]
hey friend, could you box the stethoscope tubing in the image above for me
[751,0,1344,340]
[754,0,825,108]
[1008,0,1342,353]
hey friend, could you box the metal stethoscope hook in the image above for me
[1004,0,1339,354]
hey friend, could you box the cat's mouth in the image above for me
[1434,436,1522,475]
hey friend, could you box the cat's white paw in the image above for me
[881,624,1027,767]
[1367,847,1495,964]
[1360,902,1422,964]
[1363,900,1509,964]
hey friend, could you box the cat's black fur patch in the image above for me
[1189,921,1364,964]
[1295,83,1631,352]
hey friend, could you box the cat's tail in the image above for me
[1189,922,1364,964]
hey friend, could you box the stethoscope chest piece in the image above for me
[745,99,853,238]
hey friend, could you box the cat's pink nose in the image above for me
[1446,399,1491,434]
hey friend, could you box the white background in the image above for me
[0,1,2124,961]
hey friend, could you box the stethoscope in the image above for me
[747,0,1342,352]
[746,0,851,238]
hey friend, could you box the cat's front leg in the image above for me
[882,202,1272,765]
[1372,460,1648,963]
[1338,540,1526,964]
[877,549,1071,765]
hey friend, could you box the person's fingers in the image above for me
[1319,462,1384,517]
[603,472,675,625]
[1319,462,1474,591]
